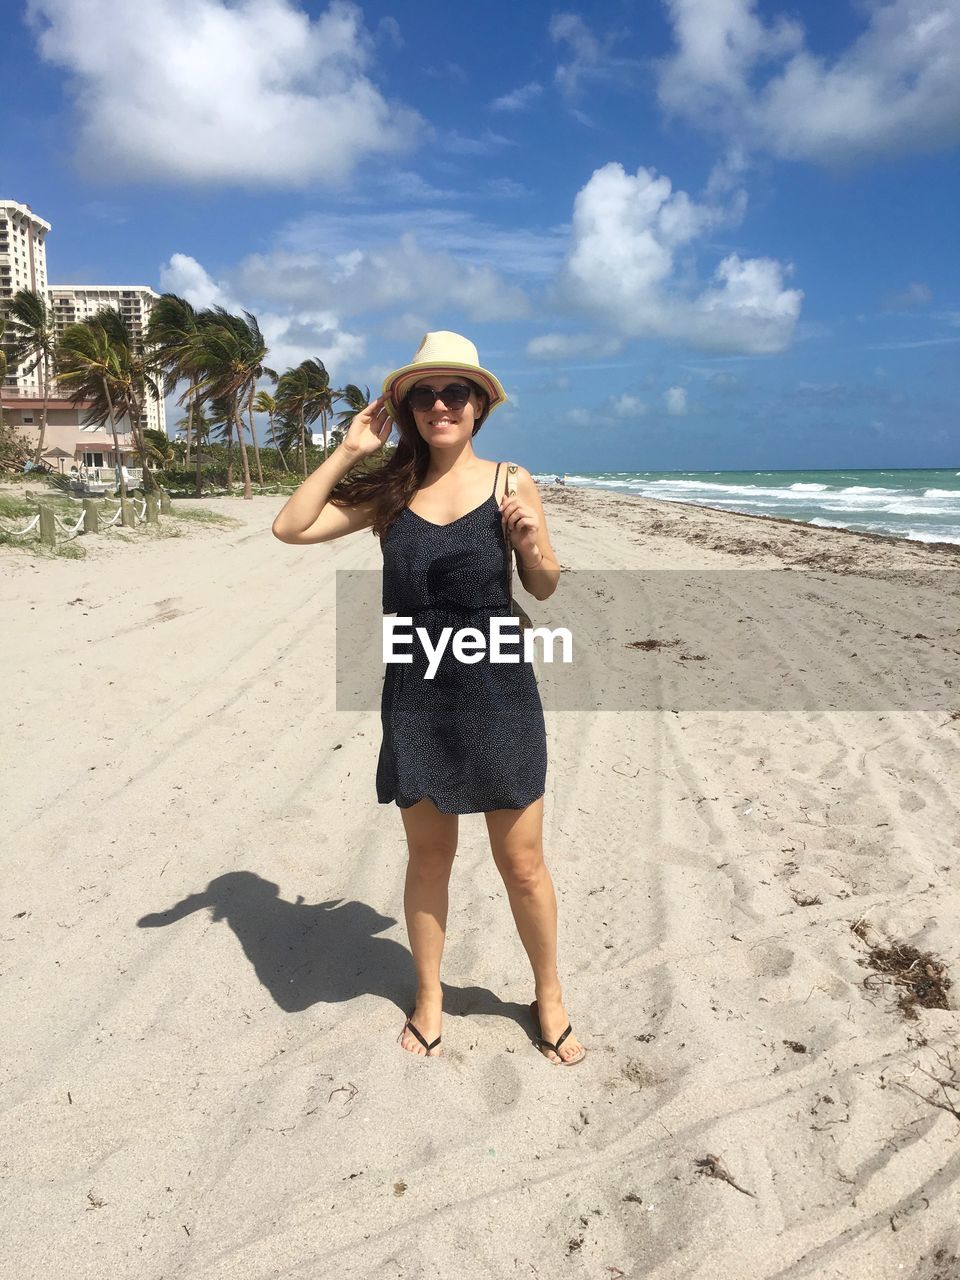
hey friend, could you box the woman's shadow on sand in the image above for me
[137,870,523,1025]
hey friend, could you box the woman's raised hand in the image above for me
[342,395,395,460]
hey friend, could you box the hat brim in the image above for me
[382,362,507,421]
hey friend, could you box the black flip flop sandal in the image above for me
[402,1014,441,1054]
[530,1000,586,1066]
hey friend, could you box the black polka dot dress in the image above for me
[376,462,548,814]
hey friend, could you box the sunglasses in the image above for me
[405,382,475,412]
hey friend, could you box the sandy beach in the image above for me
[2,484,958,1280]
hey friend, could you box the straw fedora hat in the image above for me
[381,331,507,421]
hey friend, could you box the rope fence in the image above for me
[2,490,169,547]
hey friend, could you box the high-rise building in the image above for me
[1,200,166,468]
[48,285,164,432]
[0,200,51,398]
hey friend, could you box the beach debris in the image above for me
[625,637,681,651]
[694,1154,757,1199]
[851,921,952,1019]
[809,1093,850,1132]
[328,1081,359,1110]
[393,1181,407,1197]
[790,890,823,907]
[885,1049,960,1124]
[783,1040,808,1054]
[611,761,640,778]
[622,1192,643,1204]
[621,1059,658,1088]
[85,1191,105,1210]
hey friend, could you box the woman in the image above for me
[272,332,585,1066]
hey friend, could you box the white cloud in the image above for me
[237,232,530,322]
[664,386,687,415]
[157,253,366,381]
[261,312,366,378]
[563,407,592,427]
[549,11,638,103]
[380,313,431,343]
[526,332,625,361]
[564,394,651,429]
[159,253,239,311]
[883,281,933,310]
[550,13,601,99]
[275,208,566,279]
[27,0,421,186]
[657,0,960,166]
[375,15,402,47]
[490,82,543,111]
[443,130,516,156]
[541,161,801,354]
[612,394,649,418]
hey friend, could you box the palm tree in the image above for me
[252,389,289,472]
[207,306,269,487]
[56,317,130,498]
[302,358,334,455]
[146,294,202,470]
[273,410,304,468]
[176,406,212,452]
[275,358,334,477]
[275,364,310,478]
[89,307,162,493]
[333,382,371,449]
[8,289,57,464]
[190,308,271,499]
[205,394,236,488]
[140,427,177,473]
[335,384,371,430]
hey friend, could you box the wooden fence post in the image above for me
[83,499,100,534]
[159,489,171,514]
[146,494,159,524]
[121,499,135,528]
[38,504,56,547]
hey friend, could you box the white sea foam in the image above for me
[904,529,960,545]
[882,503,955,516]
[543,471,960,546]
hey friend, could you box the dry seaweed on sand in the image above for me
[851,920,952,1019]
[884,1049,960,1124]
[694,1153,757,1199]
[625,638,681,651]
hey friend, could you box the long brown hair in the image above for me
[329,381,490,541]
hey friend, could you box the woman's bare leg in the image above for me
[484,796,585,1063]
[397,797,458,1056]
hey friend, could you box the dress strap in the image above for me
[491,461,502,497]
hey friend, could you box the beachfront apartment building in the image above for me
[46,284,165,434]
[1,199,166,471]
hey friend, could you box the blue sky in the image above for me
[4,0,959,472]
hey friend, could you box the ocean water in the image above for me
[532,469,960,547]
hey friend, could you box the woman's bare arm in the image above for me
[271,444,373,545]
[271,397,393,546]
